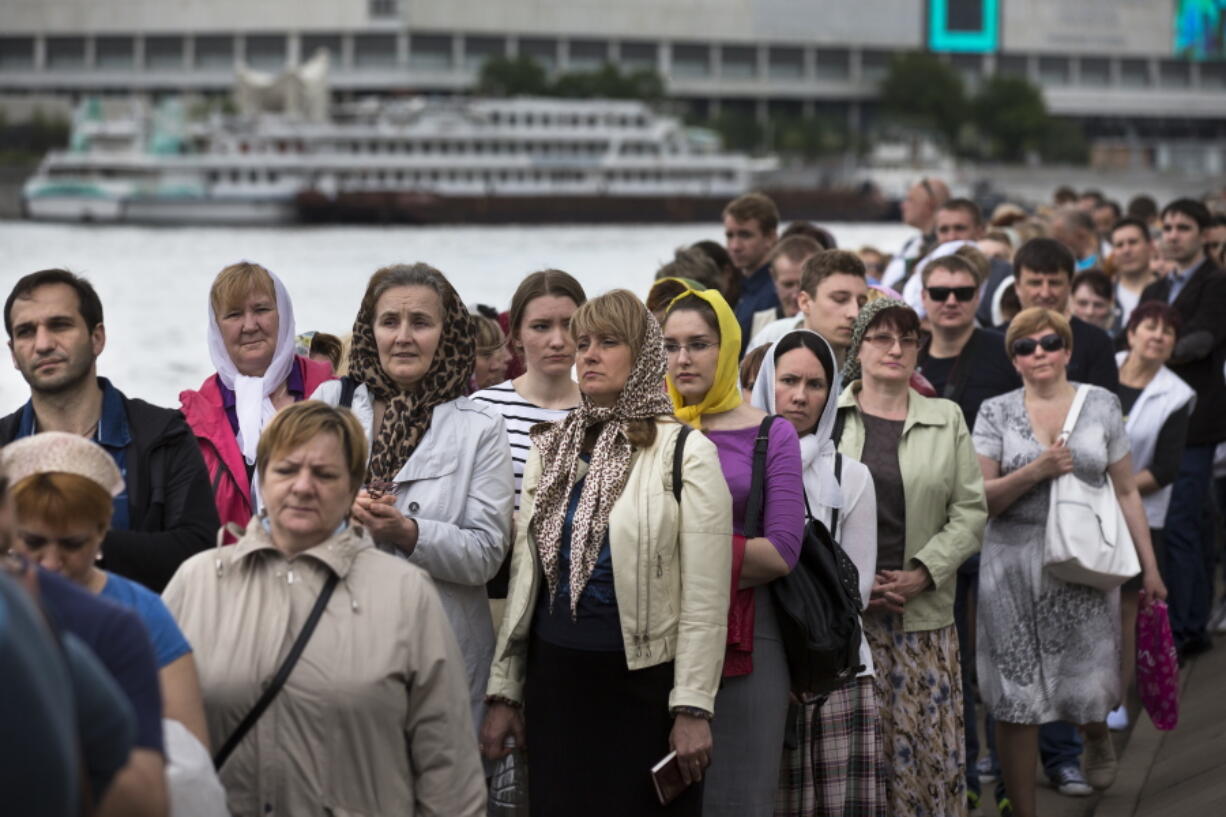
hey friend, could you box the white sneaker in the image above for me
[1107,705,1129,731]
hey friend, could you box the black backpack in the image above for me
[745,416,865,698]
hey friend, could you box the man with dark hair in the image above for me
[1204,212,1226,268]
[934,198,984,244]
[2,269,218,593]
[1006,238,1119,390]
[1077,189,1105,212]
[780,220,838,249]
[1109,216,1156,327]
[1092,199,1122,241]
[723,192,781,351]
[1138,198,1226,658]
[1126,194,1160,229]
[1051,208,1103,271]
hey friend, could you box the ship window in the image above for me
[248,170,258,183]
[230,170,239,183]
[269,172,279,183]
[0,37,36,70]
[207,171,219,184]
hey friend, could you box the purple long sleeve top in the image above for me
[705,418,806,569]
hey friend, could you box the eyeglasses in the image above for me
[925,285,977,303]
[663,341,719,356]
[1011,333,1065,357]
[863,333,920,351]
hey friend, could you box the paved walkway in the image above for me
[971,639,1226,817]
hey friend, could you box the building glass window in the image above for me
[464,36,503,70]
[355,34,397,68]
[96,37,135,69]
[1120,58,1150,88]
[1202,61,1226,87]
[410,34,452,70]
[520,38,557,71]
[145,36,184,70]
[620,41,657,72]
[768,47,803,79]
[245,34,286,70]
[369,0,399,18]
[861,50,890,83]
[195,35,234,69]
[1038,55,1070,86]
[672,44,710,78]
[46,37,87,70]
[569,40,608,71]
[0,37,36,70]
[720,45,756,79]
[1159,59,1191,88]
[815,49,849,81]
[301,34,342,63]
[996,54,1028,78]
[1078,57,1110,87]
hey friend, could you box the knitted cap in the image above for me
[840,296,916,383]
[0,431,124,497]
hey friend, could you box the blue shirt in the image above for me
[100,571,191,668]
[733,263,779,354]
[533,459,623,651]
[1167,259,1201,304]
[37,569,164,754]
[15,377,132,531]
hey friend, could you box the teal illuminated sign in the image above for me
[929,0,999,53]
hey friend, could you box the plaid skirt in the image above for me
[775,676,887,817]
[864,612,966,817]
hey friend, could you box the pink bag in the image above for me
[1135,592,1179,731]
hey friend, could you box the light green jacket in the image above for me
[837,383,987,632]
[487,419,733,713]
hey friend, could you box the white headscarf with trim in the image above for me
[750,328,844,512]
[207,269,297,465]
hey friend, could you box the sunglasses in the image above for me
[1011,333,1065,357]
[926,285,977,303]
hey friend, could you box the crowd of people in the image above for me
[1,180,1224,817]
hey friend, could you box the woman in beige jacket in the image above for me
[163,401,485,817]
[481,289,732,817]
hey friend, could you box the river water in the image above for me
[0,220,914,408]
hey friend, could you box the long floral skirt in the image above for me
[775,675,888,817]
[863,612,966,817]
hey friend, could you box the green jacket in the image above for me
[837,383,987,632]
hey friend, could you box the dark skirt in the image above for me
[524,637,703,817]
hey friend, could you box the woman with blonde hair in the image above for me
[164,402,485,816]
[482,289,732,817]
[974,307,1167,817]
[180,262,333,536]
[661,287,805,817]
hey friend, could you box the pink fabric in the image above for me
[179,355,333,542]
[723,534,755,678]
[1136,592,1179,731]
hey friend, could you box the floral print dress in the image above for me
[972,385,1130,725]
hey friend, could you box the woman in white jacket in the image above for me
[1111,301,1194,729]
[750,329,887,817]
[312,263,514,734]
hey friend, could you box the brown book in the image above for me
[650,750,691,806]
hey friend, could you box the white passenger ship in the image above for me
[23,75,776,225]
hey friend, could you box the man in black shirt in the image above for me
[1000,238,1119,392]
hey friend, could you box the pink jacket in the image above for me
[179,355,333,541]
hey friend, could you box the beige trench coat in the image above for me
[163,519,485,817]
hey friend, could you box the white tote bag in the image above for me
[1043,385,1141,591]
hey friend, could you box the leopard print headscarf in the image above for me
[347,273,475,482]
[529,300,676,618]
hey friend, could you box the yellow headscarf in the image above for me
[664,288,743,428]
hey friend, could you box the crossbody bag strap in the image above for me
[1057,384,1091,445]
[213,571,340,770]
[671,424,692,503]
[338,376,358,409]
[743,416,776,539]
[830,453,844,541]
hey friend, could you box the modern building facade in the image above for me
[3,0,1224,161]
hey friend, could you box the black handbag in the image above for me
[744,417,865,697]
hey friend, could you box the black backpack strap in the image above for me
[743,416,776,539]
[672,424,692,503]
[213,571,339,770]
[831,407,846,450]
[830,453,844,541]
[338,376,357,409]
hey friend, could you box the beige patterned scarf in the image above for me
[347,279,475,483]
[529,307,675,617]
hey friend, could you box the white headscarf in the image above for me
[207,269,297,465]
[750,328,844,513]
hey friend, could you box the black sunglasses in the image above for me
[1011,333,1065,357]
[926,285,977,303]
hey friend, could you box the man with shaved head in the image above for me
[881,177,950,290]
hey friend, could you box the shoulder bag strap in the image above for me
[1057,384,1091,445]
[213,571,340,770]
[743,416,775,539]
[830,453,844,541]
[671,424,692,503]
[338,376,357,409]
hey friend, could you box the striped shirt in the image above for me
[470,379,576,511]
